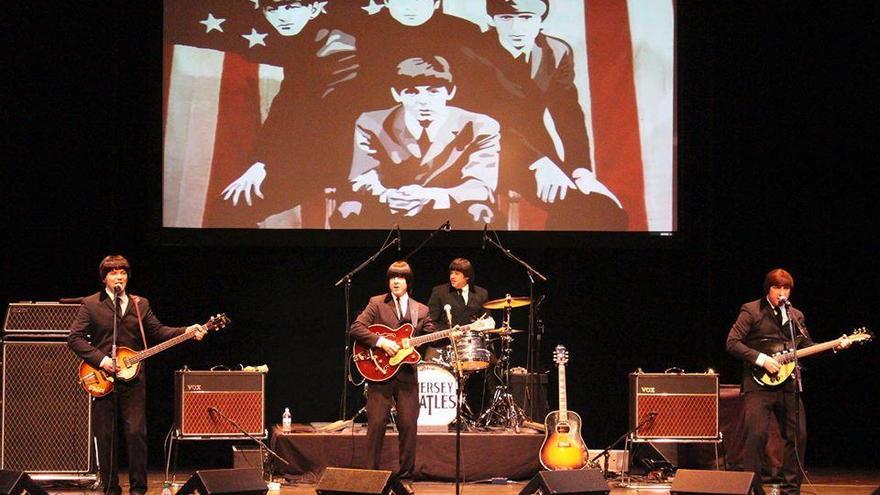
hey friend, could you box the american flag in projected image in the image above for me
[163,0,674,232]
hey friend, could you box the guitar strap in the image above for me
[131,295,149,350]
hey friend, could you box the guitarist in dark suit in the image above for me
[350,261,436,484]
[725,268,845,495]
[67,255,206,495]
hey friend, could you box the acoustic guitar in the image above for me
[78,313,229,397]
[539,345,589,470]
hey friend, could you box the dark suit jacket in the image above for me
[460,31,591,183]
[426,283,489,330]
[68,291,185,369]
[726,298,815,392]
[350,293,436,383]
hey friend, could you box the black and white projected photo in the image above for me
[163,0,674,231]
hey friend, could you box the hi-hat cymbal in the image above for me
[483,296,531,309]
[484,327,524,334]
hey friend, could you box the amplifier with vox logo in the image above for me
[629,371,719,440]
[175,370,266,438]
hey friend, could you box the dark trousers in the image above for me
[365,377,420,478]
[742,389,806,495]
[92,377,148,494]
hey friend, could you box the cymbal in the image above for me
[483,296,531,309]
[484,327,524,334]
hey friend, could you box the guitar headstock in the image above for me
[205,313,231,332]
[553,345,569,366]
[847,327,873,344]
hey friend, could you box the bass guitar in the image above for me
[352,316,494,382]
[752,327,872,387]
[78,313,230,397]
[539,345,589,470]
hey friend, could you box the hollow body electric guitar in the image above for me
[352,316,494,382]
[78,313,230,398]
[751,327,872,387]
[540,345,589,470]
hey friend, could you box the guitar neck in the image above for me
[786,338,839,362]
[558,362,568,419]
[128,329,196,365]
[407,324,472,347]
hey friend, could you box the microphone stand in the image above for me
[483,228,547,423]
[448,324,465,495]
[333,228,399,420]
[590,413,658,477]
[402,220,450,260]
[784,303,806,484]
[106,290,121,495]
[207,407,289,483]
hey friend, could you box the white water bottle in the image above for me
[282,407,292,432]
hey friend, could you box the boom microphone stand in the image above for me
[402,220,451,261]
[334,227,400,420]
[206,407,289,482]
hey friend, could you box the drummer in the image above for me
[426,258,496,406]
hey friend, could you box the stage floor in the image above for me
[34,468,880,495]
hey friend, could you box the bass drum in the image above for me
[416,363,458,426]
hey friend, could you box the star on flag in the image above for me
[241,28,268,48]
[199,13,226,33]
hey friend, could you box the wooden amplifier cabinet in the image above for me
[175,370,266,438]
[629,372,719,440]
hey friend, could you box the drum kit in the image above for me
[419,294,532,430]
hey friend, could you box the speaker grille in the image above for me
[3,303,80,334]
[1,341,92,472]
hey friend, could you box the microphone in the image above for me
[113,284,123,294]
[395,225,401,252]
[481,223,488,250]
[778,295,791,307]
[442,220,451,232]
[208,406,219,416]
[443,304,453,327]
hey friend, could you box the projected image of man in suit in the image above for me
[334,55,500,228]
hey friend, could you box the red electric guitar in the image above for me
[352,316,494,382]
[77,313,229,397]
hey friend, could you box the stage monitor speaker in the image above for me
[1,341,92,473]
[518,469,610,495]
[670,469,763,495]
[176,468,268,495]
[175,370,266,438]
[0,470,49,495]
[630,372,719,440]
[316,467,409,495]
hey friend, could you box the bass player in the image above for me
[67,255,206,495]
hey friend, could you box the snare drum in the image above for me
[442,331,491,371]
[417,363,458,426]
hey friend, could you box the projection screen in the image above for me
[163,0,674,232]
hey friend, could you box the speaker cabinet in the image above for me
[316,467,409,495]
[518,469,610,495]
[670,469,763,495]
[175,371,265,437]
[0,470,49,495]
[630,372,719,440]
[3,303,80,336]
[1,341,92,473]
[176,468,268,495]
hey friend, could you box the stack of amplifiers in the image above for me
[2,303,93,476]
[175,370,266,438]
[629,372,719,440]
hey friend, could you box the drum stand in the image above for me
[477,307,527,430]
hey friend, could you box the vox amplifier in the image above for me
[629,372,719,440]
[175,371,266,438]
